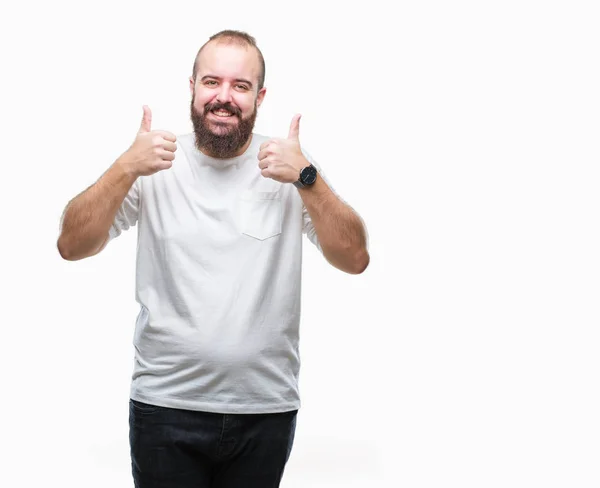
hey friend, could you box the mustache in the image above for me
[204,102,242,117]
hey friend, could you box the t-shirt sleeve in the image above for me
[108,178,141,240]
[300,148,339,253]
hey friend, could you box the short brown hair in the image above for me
[192,30,266,90]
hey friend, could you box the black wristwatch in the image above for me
[293,164,318,189]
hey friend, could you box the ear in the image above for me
[256,87,267,108]
[189,77,195,97]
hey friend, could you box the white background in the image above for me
[1,0,599,487]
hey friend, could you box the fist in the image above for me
[258,114,310,183]
[121,105,177,177]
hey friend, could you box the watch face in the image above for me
[301,165,317,185]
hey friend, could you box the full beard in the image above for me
[190,98,257,159]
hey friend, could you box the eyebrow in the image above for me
[200,75,253,88]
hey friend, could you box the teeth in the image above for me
[213,109,233,117]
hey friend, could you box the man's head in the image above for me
[189,30,267,159]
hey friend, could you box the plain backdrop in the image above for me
[1,1,599,487]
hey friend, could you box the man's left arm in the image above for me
[257,114,370,274]
[297,176,369,274]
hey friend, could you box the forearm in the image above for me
[298,176,369,274]
[57,159,137,261]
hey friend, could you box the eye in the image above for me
[236,84,250,91]
[204,80,218,86]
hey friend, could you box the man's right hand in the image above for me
[119,105,177,177]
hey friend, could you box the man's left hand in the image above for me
[257,114,310,183]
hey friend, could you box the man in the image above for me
[57,30,369,488]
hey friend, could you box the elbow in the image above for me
[352,249,370,274]
[321,244,371,275]
[57,234,99,261]
[343,248,369,275]
[57,236,77,261]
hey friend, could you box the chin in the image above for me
[209,123,236,135]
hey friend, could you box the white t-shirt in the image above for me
[109,132,326,414]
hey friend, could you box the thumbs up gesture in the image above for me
[257,114,310,183]
[120,106,178,177]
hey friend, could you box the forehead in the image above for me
[196,41,261,83]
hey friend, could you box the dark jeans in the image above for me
[129,399,298,488]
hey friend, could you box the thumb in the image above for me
[287,113,301,141]
[139,105,152,133]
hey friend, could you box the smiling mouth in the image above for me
[210,108,236,118]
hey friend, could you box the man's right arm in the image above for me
[57,160,138,261]
[57,105,177,261]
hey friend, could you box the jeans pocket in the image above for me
[240,191,282,241]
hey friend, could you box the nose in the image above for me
[216,83,233,104]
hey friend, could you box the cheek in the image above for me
[193,90,213,109]
[236,97,255,115]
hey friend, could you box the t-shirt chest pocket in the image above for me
[239,190,283,241]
